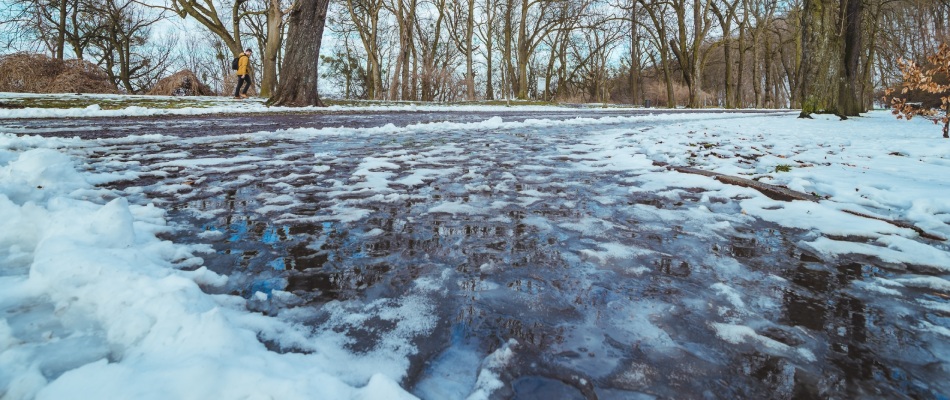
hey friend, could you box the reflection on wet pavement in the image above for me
[74,114,949,399]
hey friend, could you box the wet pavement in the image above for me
[10,109,948,399]
[0,108,783,139]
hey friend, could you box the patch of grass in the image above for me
[0,93,233,109]
[774,164,793,173]
[323,99,561,107]
[457,99,557,107]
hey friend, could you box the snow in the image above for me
[1,104,949,398]
[0,150,429,398]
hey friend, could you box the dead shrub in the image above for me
[643,80,691,107]
[148,69,214,96]
[0,53,118,94]
[46,60,120,94]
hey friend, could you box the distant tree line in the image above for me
[0,0,947,111]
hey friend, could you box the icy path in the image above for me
[1,111,948,399]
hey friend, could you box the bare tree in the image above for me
[639,0,676,107]
[475,0,500,99]
[244,0,291,97]
[668,0,716,108]
[345,0,385,99]
[711,0,740,107]
[3,0,96,59]
[385,0,417,100]
[445,0,476,100]
[87,0,172,92]
[270,0,331,106]
[512,0,562,99]
[155,0,250,57]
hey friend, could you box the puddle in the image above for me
[73,115,950,399]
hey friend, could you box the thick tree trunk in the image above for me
[798,0,838,117]
[270,0,331,106]
[798,0,815,117]
[836,0,863,116]
[260,0,284,98]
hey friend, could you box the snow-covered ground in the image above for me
[0,92,631,119]
[1,107,948,399]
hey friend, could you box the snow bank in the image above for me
[0,149,426,399]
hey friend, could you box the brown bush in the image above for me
[147,69,214,96]
[643,80,692,107]
[0,53,118,94]
[46,60,120,94]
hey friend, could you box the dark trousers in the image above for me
[234,75,251,96]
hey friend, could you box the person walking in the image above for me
[234,49,253,99]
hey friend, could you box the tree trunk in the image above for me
[260,0,284,98]
[710,0,737,108]
[465,0,476,100]
[764,34,773,108]
[515,0,529,99]
[409,32,417,101]
[798,0,815,117]
[790,7,803,108]
[544,38,557,100]
[836,0,863,116]
[486,47,495,100]
[736,16,745,108]
[270,0,331,106]
[503,0,514,100]
[640,0,675,108]
[661,46,675,108]
[799,0,840,117]
[721,23,733,108]
[56,0,67,60]
[629,2,641,105]
[752,31,761,107]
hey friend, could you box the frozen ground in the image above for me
[1,105,949,399]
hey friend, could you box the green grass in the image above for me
[774,164,793,173]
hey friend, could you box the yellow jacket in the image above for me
[237,54,249,76]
